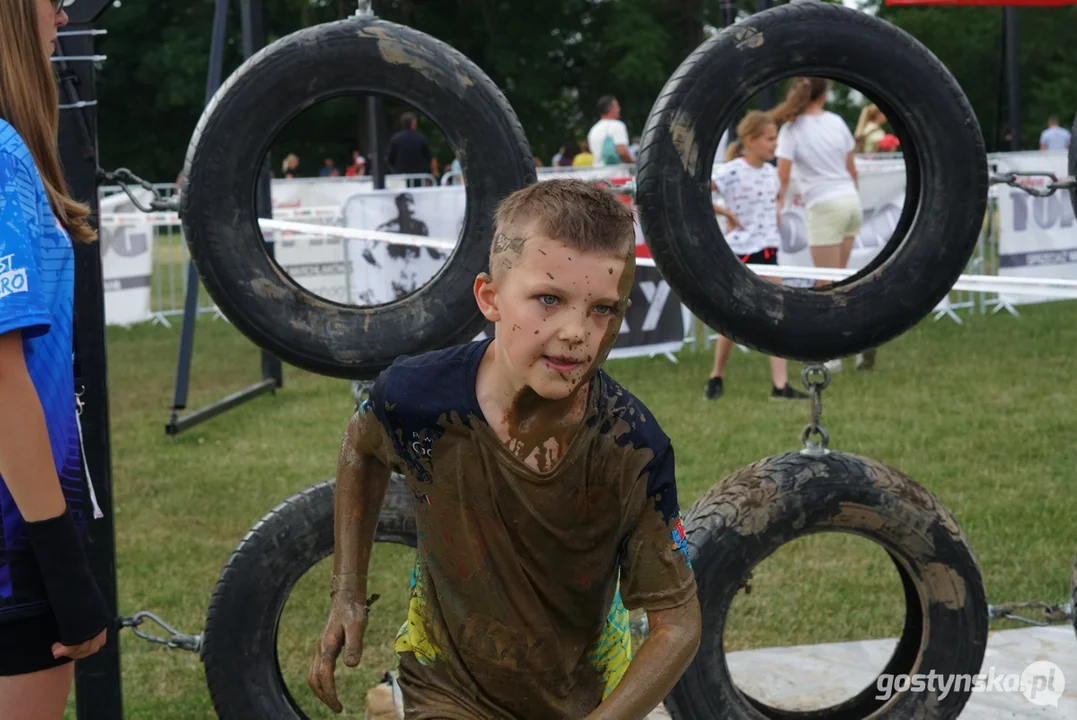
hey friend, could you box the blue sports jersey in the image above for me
[0,119,86,621]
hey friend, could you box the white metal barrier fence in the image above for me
[95,157,1066,336]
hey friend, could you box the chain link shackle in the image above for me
[799,364,831,455]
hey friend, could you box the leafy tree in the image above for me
[94,0,708,179]
[871,2,1077,151]
[95,0,1077,182]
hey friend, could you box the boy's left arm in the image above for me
[588,443,701,720]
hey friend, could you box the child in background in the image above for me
[706,111,808,402]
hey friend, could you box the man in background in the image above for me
[387,112,439,187]
[587,96,633,167]
[1039,115,1071,151]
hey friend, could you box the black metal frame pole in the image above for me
[57,2,122,717]
[368,97,387,190]
[991,16,1005,153]
[1003,6,1021,151]
[365,0,388,191]
[168,0,230,422]
[165,0,281,436]
[722,0,737,29]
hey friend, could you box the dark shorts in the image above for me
[739,247,778,265]
[0,612,72,677]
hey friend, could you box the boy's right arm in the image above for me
[308,411,392,714]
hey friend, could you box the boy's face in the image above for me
[475,234,632,400]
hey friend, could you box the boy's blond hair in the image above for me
[490,179,635,276]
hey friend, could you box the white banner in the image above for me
[97,190,154,326]
[271,177,376,211]
[265,212,352,306]
[993,150,1076,305]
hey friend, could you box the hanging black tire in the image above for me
[635,2,987,362]
[665,451,988,720]
[179,18,535,379]
[201,476,417,719]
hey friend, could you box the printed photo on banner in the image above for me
[342,186,464,306]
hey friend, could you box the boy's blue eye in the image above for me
[594,305,616,316]
[539,294,559,306]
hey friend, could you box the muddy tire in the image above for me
[201,475,416,719]
[665,451,988,720]
[635,2,986,362]
[180,17,535,379]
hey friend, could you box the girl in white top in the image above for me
[774,78,870,372]
[774,78,862,272]
[705,111,808,402]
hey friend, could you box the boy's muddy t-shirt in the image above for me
[354,339,697,719]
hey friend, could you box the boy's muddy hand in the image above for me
[307,596,369,713]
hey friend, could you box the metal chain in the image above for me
[118,611,203,653]
[989,171,1076,198]
[96,168,179,213]
[799,364,831,455]
[988,601,1073,627]
[352,379,374,413]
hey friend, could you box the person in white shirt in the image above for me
[587,96,633,167]
[774,78,870,372]
[706,111,808,402]
[1039,116,1071,151]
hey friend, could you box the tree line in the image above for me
[91,0,1077,182]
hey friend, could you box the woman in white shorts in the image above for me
[774,78,873,370]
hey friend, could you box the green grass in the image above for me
[74,301,1077,718]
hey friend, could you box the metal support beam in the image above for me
[58,21,125,720]
[166,0,283,437]
[1003,7,1021,151]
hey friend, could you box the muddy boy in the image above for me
[308,179,701,719]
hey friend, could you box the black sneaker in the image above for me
[704,377,724,400]
[771,384,809,400]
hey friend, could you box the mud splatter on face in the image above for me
[492,234,528,276]
[501,249,635,472]
[494,234,526,254]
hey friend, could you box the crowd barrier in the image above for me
[96,153,1074,358]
